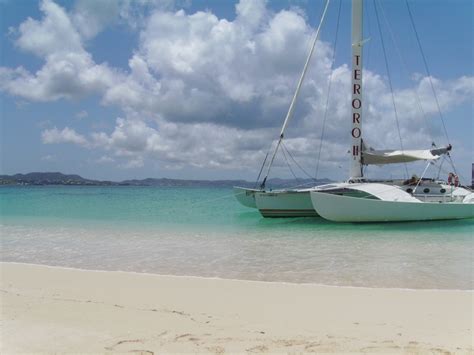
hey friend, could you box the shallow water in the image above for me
[1,186,473,289]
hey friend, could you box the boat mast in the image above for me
[259,0,331,190]
[350,0,363,179]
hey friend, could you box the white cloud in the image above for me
[95,155,115,164]
[100,3,334,130]
[70,0,191,39]
[0,55,118,101]
[1,0,472,178]
[15,0,83,57]
[42,127,89,146]
[119,157,144,169]
[72,0,122,39]
[235,0,267,30]
[0,0,120,102]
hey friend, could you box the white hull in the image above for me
[255,190,318,218]
[233,187,258,209]
[311,191,474,222]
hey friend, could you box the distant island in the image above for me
[0,172,331,188]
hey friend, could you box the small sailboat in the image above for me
[234,0,333,218]
[310,0,474,222]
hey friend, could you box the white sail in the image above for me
[363,149,439,164]
[361,144,452,165]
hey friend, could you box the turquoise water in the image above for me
[1,186,473,289]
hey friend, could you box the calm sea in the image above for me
[1,186,473,289]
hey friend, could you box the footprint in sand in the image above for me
[246,345,268,353]
[206,345,225,354]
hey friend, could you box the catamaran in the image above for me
[309,0,474,222]
[235,0,474,221]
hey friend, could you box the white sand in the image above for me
[1,262,472,353]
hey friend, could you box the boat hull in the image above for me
[256,190,319,218]
[311,192,474,222]
[233,187,258,209]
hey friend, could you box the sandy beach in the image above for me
[1,262,472,353]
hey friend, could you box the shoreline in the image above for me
[3,261,473,292]
[2,262,472,353]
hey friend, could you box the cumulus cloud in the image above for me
[71,0,190,38]
[42,127,89,146]
[0,0,120,102]
[72,0,122,39]
[15,0,83,57]
[1,0,472,178]
[87,117,272,170]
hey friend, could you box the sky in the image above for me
[0,0,472,182]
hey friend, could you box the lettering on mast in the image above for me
[351,54,362,159]
[350,0,363,178]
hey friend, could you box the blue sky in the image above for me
[1,0,472,182]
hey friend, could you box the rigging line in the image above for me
[377,0,431,143]
[275,174,332,190]
[281,141,318,181]
[431,159,453,180]
[446,153,459,177]
[436,157,469,186]
[187,191,247,208]
[254,142,273,189]
[364,0,372,68]
[315,0,342,180]
[405,0,451,145]
[374,0,409,179]
[362,1,373,128]
[412,161,433,194]
[436,155,445,180]
[260,0,331,189]
[363,0,373,116]
[285,180,320,190]
[281,143,300,183]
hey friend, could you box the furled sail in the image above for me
[361,143,452,165]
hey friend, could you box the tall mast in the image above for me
[350,0,363,179]
[260,0,331,189]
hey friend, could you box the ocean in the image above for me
[1,186,473,290]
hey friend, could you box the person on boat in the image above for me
[447,172,459,186]
[403,174,419,186]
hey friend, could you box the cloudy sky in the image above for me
[1,0,472,182]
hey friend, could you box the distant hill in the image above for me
[0,172,331,188]
[0,172,111,186]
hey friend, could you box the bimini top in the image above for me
[362,144,452,165]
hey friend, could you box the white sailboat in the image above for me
[234,0,333,218]
[235,0,473,221]
[310,0,474,222]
